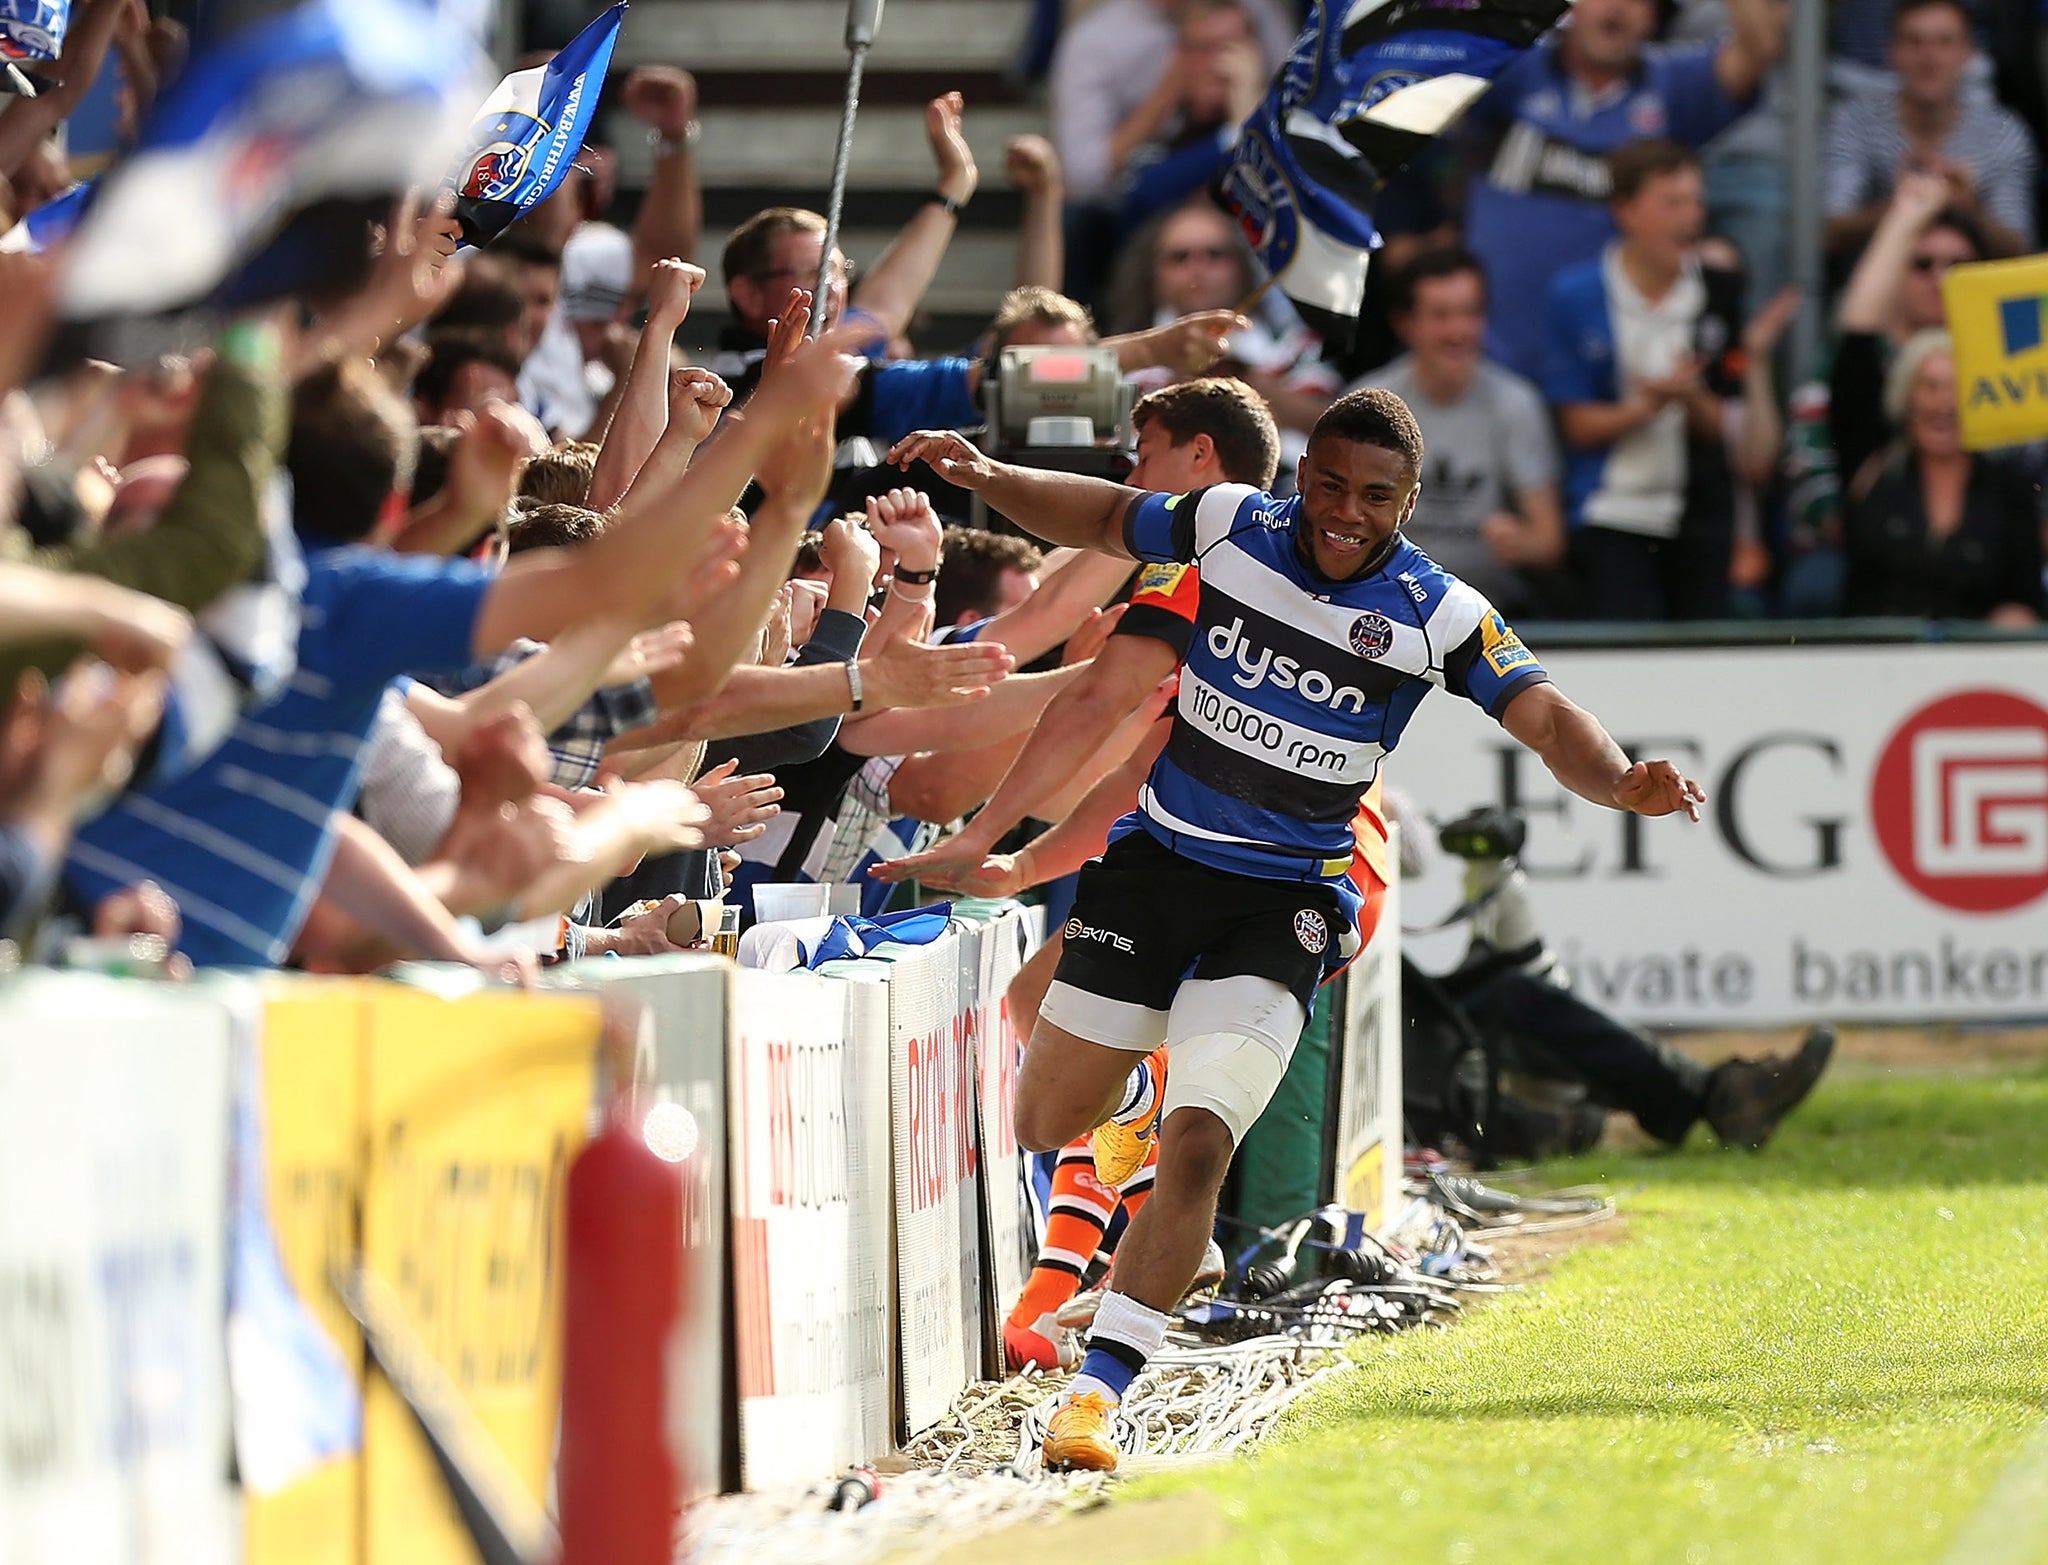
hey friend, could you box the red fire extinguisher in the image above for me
[559,1092,693,1565]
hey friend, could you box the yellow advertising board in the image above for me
[249,980,601,1565]
[1343,1140,1387,1231]
[1943,252,2048,450]
[358,987,601,1565]
[247,981,374,1565]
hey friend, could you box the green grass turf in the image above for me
[1140,1063,2048,1564]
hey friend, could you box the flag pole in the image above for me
[1234,273,1279,317]
[811,0,886,337]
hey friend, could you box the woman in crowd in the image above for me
[1836,327,2044,622]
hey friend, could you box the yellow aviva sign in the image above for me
[1944,252,2048,450]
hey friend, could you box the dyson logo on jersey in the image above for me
[1207,618,1368,713]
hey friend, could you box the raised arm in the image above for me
[968,548,1136,663]
[621,67,705,295]
[887,429,1142,557]
[585,259,703,509]
[1498,681,1705,818]
[848,93,978,339]
[838,664,1081,756]
[1005,135,1065,291]
[471,299,868,653]
[1837,171,1949,334]
[1715,0,1788,102]
[902,718,1173,900]
[873,631,1178,885]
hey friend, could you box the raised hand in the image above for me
[604,620,693,687]
[645,257,707,329]
[887,429,996,490]
[606,775,714,855]
[863,486,942,571]
[1614,759,1706,822]
[924,851,1028,899]
[818,514,882,595]
[926,91,978,205]
[31,661,169,811]
[690,758,784,847]
[861,632,1014,710]
[1889,167,1951,228]
[1004,134,1062,199]
[1137,309,1248,376]
[622,65,699,139]
[761,289,813,379]
[1061,602,1126,667]
[760,583,795,668]
[652,510,750,624]
[1741,285,1802,359]
[668,366,732,444]
[786,577,828,644]
[445,401,532,517]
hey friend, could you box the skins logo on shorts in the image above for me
[1480,611,1535,676]
[1294,909,1328,954]
[1069,920,1135,954]
[1348,612,1394,659]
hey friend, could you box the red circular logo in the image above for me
[1870,689,2048,913]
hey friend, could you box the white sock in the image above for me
[1110,1059,1157,1125]
[1065,1371,1120,1405]
[1061,1290,1172,1408]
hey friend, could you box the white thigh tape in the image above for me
[1161,1029,1291,1145]
[1040,980,1169,1052]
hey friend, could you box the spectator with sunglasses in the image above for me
[1110,201,1340,487]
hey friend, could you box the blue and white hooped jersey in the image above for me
[1120,483,1550,885]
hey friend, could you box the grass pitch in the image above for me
[1141,1058,2048,1564]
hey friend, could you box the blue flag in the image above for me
[0,0,64,94]
[0,0,64,62]
[11,174,93,250]
[448,1,626,248]
[58,0,481,320]
[1221,0,1567,342]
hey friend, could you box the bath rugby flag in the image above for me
[449,1,626,248]
[1221,0,1569,343]
[1942,253,2048,450]
[0,0,64,94]
[58,0,478,319]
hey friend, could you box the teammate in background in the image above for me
[886,389,1704,1472]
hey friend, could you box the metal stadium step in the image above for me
[616,0,1031,73]
[616,102,1047,191]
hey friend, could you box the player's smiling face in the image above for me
[1293,437,1418,580]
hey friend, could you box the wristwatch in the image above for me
[649,121,702,156]
[928,189,968,218]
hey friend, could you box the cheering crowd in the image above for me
[0,0,2043,978]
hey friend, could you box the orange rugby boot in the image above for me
[1042,1390,1120,1472]
[1091,1049,1166,1187]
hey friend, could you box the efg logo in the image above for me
[1870,689,2048,912]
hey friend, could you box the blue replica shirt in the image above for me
[64,548,492,967]
[1121,485,1550,885]
[1464,37,1748,382]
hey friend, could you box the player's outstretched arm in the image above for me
[887,430,1143,559]
[1500,682,1706,821]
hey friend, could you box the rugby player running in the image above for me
[887,389,1704,1472]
